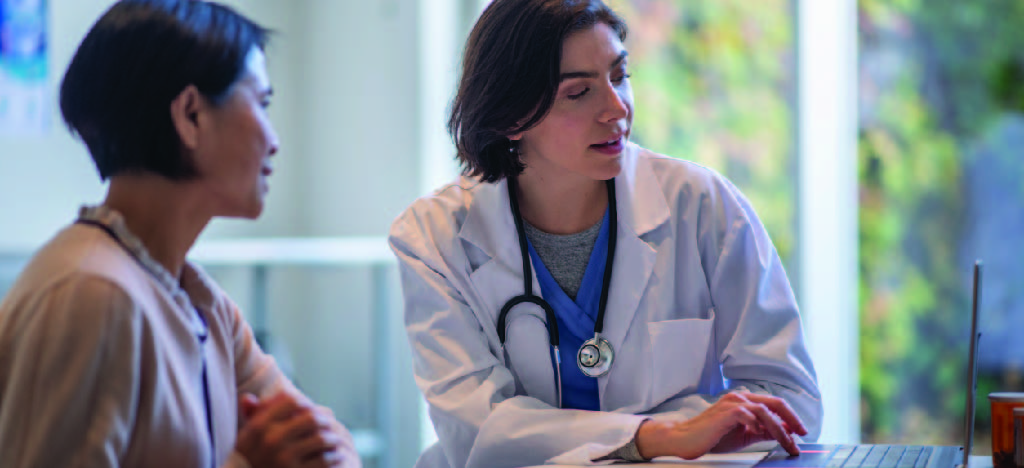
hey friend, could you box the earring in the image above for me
[508,140,519,155]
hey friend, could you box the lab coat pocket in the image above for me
[646,309,715,405]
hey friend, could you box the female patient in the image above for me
[389,0,822,467]
[0,1,359,467]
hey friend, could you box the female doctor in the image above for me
[388,1,823,467]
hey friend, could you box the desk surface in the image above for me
[530,453,994,468]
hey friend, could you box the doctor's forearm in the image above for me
[635,419,667,459]
[634,418,702,460]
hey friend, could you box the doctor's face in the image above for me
[193,47,280,219]
[515,22,633,183]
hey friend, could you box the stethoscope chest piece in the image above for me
[577,334,614,377]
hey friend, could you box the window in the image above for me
[857,0,1024,449]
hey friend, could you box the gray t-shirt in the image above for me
[524,217,647,461]
[523,217,602,300]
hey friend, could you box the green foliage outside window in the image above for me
[614,0,797,267]
[859,0,1024,445]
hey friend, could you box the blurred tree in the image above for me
[858,0,1024,445]
[614,0,798,268]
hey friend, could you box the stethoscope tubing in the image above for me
[496,176,617,408]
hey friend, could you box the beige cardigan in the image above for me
[0,220,297,468]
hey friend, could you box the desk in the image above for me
[530,454,995,468]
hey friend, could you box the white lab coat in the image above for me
[388,143,822,468]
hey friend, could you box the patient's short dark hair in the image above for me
[59,0,271,181]
[448,0,627,182]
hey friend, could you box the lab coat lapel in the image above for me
[598,145,670,405]
[457,177,514,264]
[458,178,558,404]
[458,180,546,342]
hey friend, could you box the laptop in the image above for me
[756,261,984,468]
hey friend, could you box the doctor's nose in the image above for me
[600,88,630,124]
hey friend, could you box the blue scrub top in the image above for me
[526,209,610,411]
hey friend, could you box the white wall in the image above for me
[0,0,110,248]
[292,0,422,237]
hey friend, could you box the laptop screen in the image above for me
[961,261,982,467]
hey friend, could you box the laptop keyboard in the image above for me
[826,446,934,468]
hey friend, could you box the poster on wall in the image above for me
[0,0,48,136]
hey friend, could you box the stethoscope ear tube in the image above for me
[595,181,616,334]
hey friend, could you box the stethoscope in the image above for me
[496,176,618,408]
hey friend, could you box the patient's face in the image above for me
[192,47,280,220]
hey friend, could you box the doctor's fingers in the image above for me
[737,393,808,437]
[716,392,805,435]
[705,396,799,455]
[742,403,799,456]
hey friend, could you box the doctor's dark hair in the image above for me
[59,0,271,181]
[448,0,627,182]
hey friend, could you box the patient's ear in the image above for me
[170,85,203,151]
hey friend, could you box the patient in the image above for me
[0,1,360,467]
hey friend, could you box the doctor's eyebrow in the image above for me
[559,51,629,82]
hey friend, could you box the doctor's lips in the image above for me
[261,164,273,176]
[590,136,625,155]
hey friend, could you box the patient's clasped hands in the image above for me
[236,392,360,468]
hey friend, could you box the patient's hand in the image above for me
[236,392,361,468]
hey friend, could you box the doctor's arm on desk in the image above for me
[636,178,824,459]
[634,391,806,459]
[710,179,823,440]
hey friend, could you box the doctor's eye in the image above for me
[568,88,590,100]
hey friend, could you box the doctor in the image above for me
[388,1,823,467]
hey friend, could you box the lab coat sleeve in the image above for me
[631,174,822,442]
[389,217,648,468]
[702,180,823,441]
[0,275,142,468]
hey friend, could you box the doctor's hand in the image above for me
[635,392,807,460]
[235,392,361,468]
